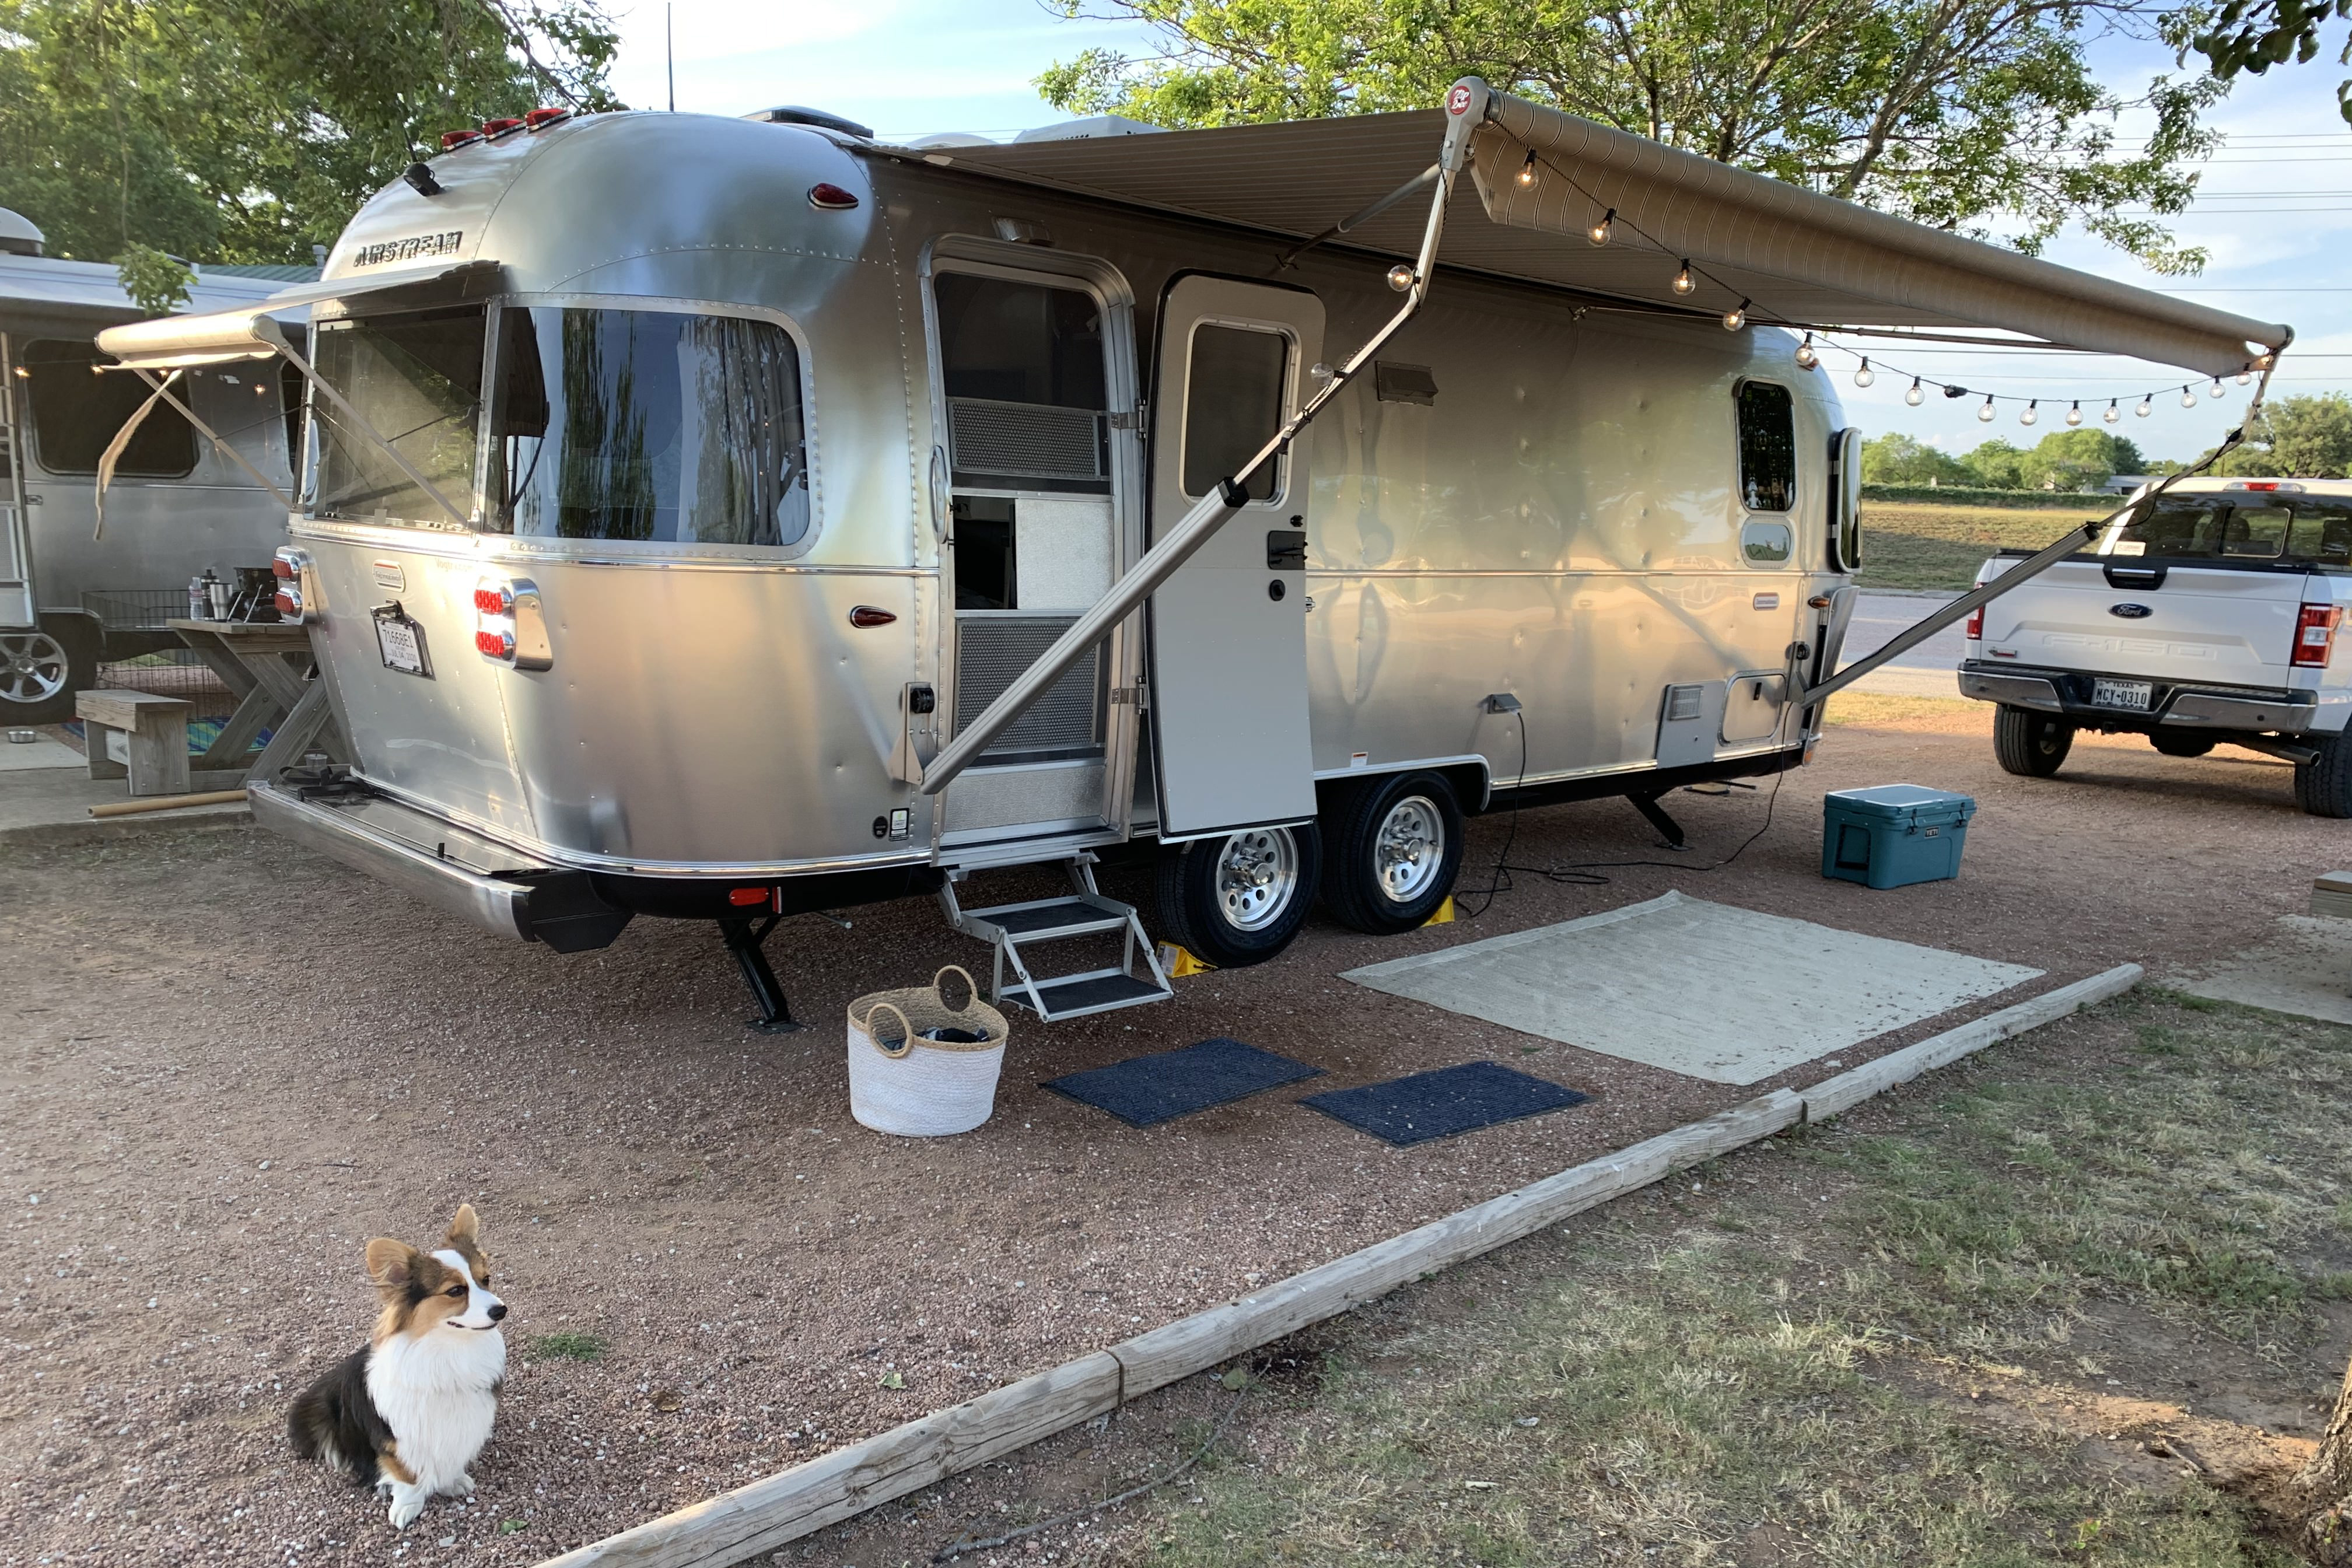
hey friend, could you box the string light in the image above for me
[1386,263,1415,293]
[1721,299,1748,332]
[2137,395,2153,418]
[2019,400,2038,427]
[2208,377,2225,398]
[1671,260,1695,296]
[2104,399,2119,425]
[2065,400,2082,427]
[1979,396,1996,422]
[1515,151,1538,189]
[1794,332,1818,370]
[1587,207,1615,247]
[2237,363,2252,385]
[1853,358,1874,388]
[1905,376,1924,407]
[2257,352,2276,371]
[2180,385,2198,408]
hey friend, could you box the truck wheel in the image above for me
[1319,771,1465,934]
[0,614,99,727]
[2150,732,2217,758]
[1154,822,1321,969]
[2295,729,2352,818]
[1992,705,2073,778]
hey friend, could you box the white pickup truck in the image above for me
[1959,477,2352,816]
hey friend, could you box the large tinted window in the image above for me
[309,307,485,525]
[489,307,808,547]
[1736,381,1796,513]
[2108,494,2352,566]
[1181,324,1288,501]
[23,339,198,478]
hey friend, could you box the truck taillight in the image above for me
[2294,604,2343,668]
[1965,604,1984,640]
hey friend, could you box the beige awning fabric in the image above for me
[924,88,2287,378]
[95,258,501,370]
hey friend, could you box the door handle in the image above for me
[928,446,949,544]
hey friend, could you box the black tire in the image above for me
[1992,704,2073,778]
[1318,771,1466,934]
[0,613,100,726]
[2296,728,2352,818]
[2150,732,2217,759]
[1153,821,1321,969]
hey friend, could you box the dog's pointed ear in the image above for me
[446,1203,480,1248]
[365,1237,418,1289]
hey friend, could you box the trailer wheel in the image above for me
[2295,729,2352,818]
[1154,821,1321,968]
[1992,705,2073,778]
[2150,732,2217,758]
[1318,771,1465,934]
[0,615,99,727]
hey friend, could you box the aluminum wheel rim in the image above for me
[1374,795,1444,904]
[0,631,68,706]
[1216,827,1298,932]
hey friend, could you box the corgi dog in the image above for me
[288,1203,508,1528]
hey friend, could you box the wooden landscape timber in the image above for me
[536,962,2146,1568]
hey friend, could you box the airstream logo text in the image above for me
[352,231,464,268]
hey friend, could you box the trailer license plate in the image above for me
[2092,678,2152,710]
[374,611,430,677]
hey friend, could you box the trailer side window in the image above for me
[1181,324,1289,502]
[309,307,485,526]
[20,339,198,478]
[1735,381,1796,513]
[489,307,810,548]
[933,275,1108,495]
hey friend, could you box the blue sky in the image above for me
[603,1,2350,468]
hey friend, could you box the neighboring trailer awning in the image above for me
[925,89,2287,377]
[94,258,499,369]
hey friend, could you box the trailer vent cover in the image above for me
[1664,684,1705,722]
[949,398,1107,484]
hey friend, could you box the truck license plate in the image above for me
[2091,678,2152,710]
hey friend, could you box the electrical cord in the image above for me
[1453,706,1791,919]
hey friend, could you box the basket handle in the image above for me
[932,964,980,1012]
[862,1000,915,1059]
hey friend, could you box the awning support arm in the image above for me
[1274,162,1440,271]
[128,368,296,512]
[921,96,1488,797]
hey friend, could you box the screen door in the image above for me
[1146,277,1321,838]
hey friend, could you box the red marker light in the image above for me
[847,605,897,628]
[727,887,768,907]
[525,107,571,131]
[807,182,860,211]
[482,117,524,138]
[441,130,484,151]
[2294,604,2343,668]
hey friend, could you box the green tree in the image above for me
[1861,432,1972,485]
[0,0,622,268]
[2203,393,2352,477]
[1964,439,2030,489]
[2017,427,2132,489]
[1041,0,2224,271]
[2188,0,2351,125]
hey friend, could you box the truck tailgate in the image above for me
[1976,557,2308,688]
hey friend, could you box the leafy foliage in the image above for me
[2188,0,2352,125]
[2202,393,2352,477]
[1041,0,2225,271]
[0,0,622,268]
[111,242,193,315]
[1863,428,2148,489]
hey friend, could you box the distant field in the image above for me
[1858,499,2112,592]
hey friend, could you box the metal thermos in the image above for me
[187,575,208,620]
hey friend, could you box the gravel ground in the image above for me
[2,708,2341,1567]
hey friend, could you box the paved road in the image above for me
[1837,590,1968,698]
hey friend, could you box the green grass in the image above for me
[1119,990,2349,1567]
[1859,500,2112,591]
[528,1331,610,1361]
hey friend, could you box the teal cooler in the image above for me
[1822,785,1976,890]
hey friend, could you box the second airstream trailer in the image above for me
[98,84,2289,1023]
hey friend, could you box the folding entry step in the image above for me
[938,854,1172,1021]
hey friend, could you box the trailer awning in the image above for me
[94,258,499,369]
[922,85,2287,378]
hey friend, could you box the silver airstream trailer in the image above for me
[0,212,309,722]
[97,83,2289,1025]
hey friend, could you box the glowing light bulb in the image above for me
[2103,399,2119,425]
[2020,400,2038,427]
[1386,263,1416,293]
[1905,377,1924,407]
[2237,364,2252,385]
[1794,332,1818,370]
[2257,352,2276,371]
[1979,396,1996,422]
[1515,152,1537,189]
[1853,358,1874,388]
[2136,396,2153,418]
[2180,385,2198,408]
[1721,299,1749,332]
[2208,377,2225,398]
[1587,207,1615,246]
[1671,260,1695,296]
[2066,400,2082,426]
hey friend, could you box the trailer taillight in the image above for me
[727,887,768,907]
[475,627,515,659]
[272,546,312,625]
[473,585,512,615]
[473,576,554,671]
[2294,604,2343,668]
[1965,604,1985,640]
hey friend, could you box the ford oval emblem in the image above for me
[2109,602,2153,619]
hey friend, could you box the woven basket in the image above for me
[845,966,1010,1138]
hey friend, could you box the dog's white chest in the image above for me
[367,1328,505,1491]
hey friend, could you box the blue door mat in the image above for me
[1301,1061,1590,1147]
[1041,1037,1323,1128]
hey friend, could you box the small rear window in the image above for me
[1736,382,1796,513]
[2106,495,2352,567]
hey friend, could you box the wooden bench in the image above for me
[77,689,192,797]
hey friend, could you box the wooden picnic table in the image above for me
[167,618,347,783]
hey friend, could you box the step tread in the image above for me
[1021,971,1170,1016]
[965,897,1131,937]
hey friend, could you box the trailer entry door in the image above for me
[1146,277,1321,838]
[0,335,33,628]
